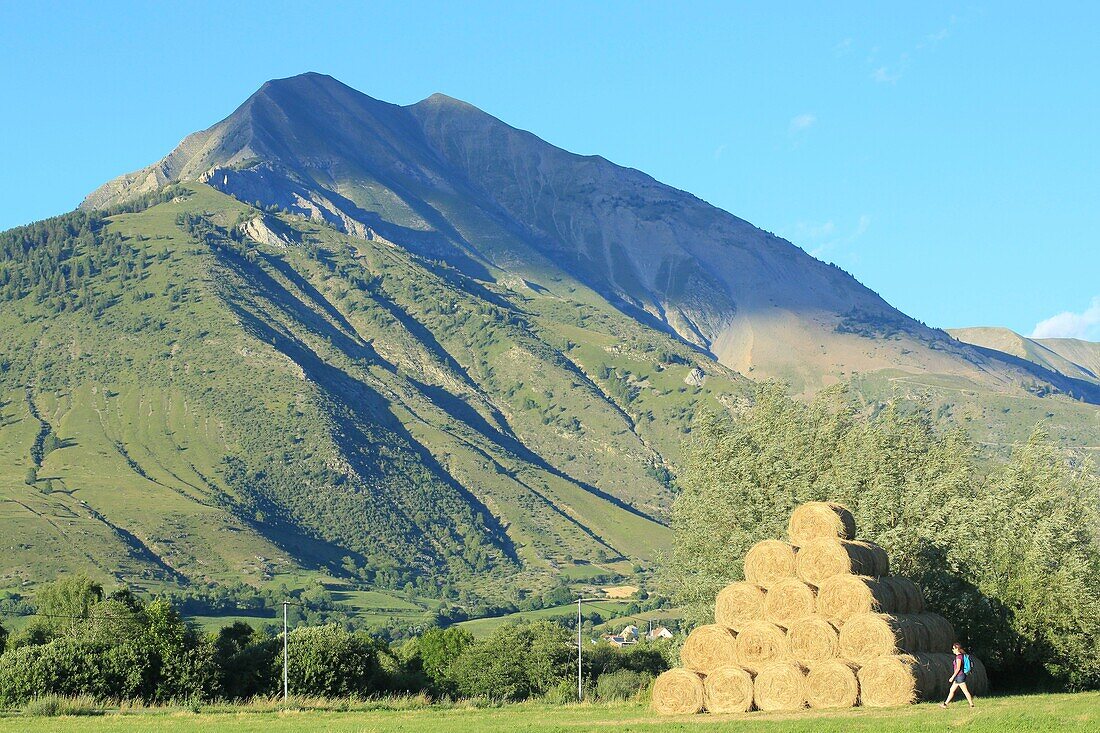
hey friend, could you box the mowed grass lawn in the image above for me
[0,693,1095,733]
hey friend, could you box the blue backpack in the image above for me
[963,654,972,674]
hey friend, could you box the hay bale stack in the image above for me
[763,578,817,626]
[786,615,840,663]
[838,613,937,663]
[805,660,860,709]
[714,582,766,631]
[788,502,857,545]
[881,576,924,613]
[753,661,808,711]
[858,655,933,707]
[816,575,896,621]
[703,665,755,713]
[744,540,799,588]
[681,624,738,674]
[652,668,706,715]
[733,620,791,673]
[796,538,886,587]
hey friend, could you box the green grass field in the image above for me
[0,693,1094,732]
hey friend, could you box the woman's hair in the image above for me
[952,642,965,652]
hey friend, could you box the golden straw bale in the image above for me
[880,577,924,613]
[816,575,895,622]
[788,502,857,545]
[795,539,885,587]
[680,624,738,675]
[763,578,817,626]
[852,541,890,577]
[858,654,932,707]
[966,655,990,696]
[911,652,988,699]
[703,665,755,713]
[913,614,955,652]
[786,615,840,663]
[804,659,859,709]
[714,582,766,631]
[652,668,706,715]
[839,613,945,663]
[753,661,808,711]
[733,620,791,673]
[744,540,799,589]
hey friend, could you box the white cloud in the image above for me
[834,38,852,56]
[713,143,728,160]
[789,113,817,134]
[1030,297,1100,341]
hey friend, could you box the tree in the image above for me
[0,621,7,655]
[965,430,1100,689]
[414,627,473,691]
[278,625,382,698]
[446,621,572,701]
[35,575,104,637]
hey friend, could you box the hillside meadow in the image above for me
[0,693,1096,732]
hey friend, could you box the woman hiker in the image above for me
[941,642,975,708]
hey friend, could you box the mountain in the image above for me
[949,327,1100,384]
[2,73,1097,611]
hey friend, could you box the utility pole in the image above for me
[575,597,601,702]
[282,600,289,703]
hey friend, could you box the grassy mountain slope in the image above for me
[1,184,747,600]
[949,327,1100,384]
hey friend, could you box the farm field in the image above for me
[0,693,1095,733]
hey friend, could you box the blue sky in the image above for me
[1,2,1097,338]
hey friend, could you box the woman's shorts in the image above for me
[953,673,967,683]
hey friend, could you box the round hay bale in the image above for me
[880,577,924,613]
[912,653,952,700]
[786,615,840,663]
[795,539,881,587]
[858,654,929,707]
[816,575,895,622]
[703,665,755,713]
[763,578,817,626]
[744,540,798,588]
[680,624,738,675]
[733,620,791,673]
[838,613,925,663]
[788,502,857,545]
[852,540,890,577]
[652,668,706,715]
[967,655,990,696]
[753,661,807,711]
[715,582,766,631]
[805,659,859,709]
[913,614,955,652]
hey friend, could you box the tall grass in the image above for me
[22,694,103,717]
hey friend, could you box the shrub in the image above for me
[596,669,651,701]
[543,678,577,704]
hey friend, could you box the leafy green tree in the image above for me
[35,575,104,637]
[278,624,382,698]
[964,430,1100,689]
[413,626,473,692]
[446,621,572,701]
